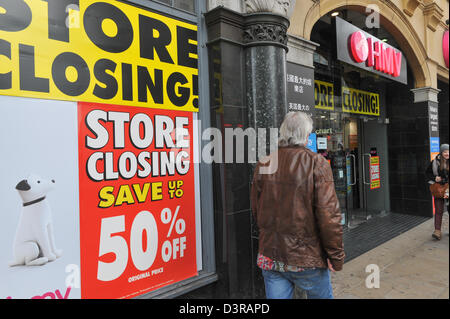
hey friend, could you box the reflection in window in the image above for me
[154,0,196,13]
[174,0,195,12]
[155,0,171,5]
[313,52,329,66]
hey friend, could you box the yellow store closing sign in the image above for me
[0,0,199,112]
[342,87,380,116]
[314,80,334,111]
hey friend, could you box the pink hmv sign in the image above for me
[335,16,407,84]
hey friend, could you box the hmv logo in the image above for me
[349,30,402,78]
[336,17,406,84]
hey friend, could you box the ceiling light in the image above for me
[331,12,339,17]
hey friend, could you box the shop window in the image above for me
[174,0,196,12]
[155,0,172,5]
[154,0,196,13]
[313,52,329,66]
[0,0,212,300]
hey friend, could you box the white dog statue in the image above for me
[9,174,63,266]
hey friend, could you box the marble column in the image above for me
[244,12,290,152]
[202,1,298,299]
[243,4,305,300]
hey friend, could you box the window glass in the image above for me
[153,0,196,13]
[173,0,196,13]
[155,0,172,5]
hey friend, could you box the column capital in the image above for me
[244,0,296,19]
[243,13,290,50]
[410,87,441,103]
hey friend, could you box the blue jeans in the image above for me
[262,268,334,299]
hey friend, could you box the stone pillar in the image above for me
[244,13,290,132]
[243,0,299,299]
[411,86,441,161]
[411,86,440,104]
[410,86,441,217]
[244,0,295,135]
[202,1,298,299]
[286,34,318,68]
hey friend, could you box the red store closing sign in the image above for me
[78,103,198,299]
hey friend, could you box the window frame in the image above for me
[123,0,198,20]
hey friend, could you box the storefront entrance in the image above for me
[345,117,389,227]
[314,112,389,228]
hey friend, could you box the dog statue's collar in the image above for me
[23,196,46,207]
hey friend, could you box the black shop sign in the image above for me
[286,62,315,116]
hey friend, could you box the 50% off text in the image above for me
[97,206,187,282]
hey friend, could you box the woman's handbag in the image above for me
[429,183,449,198]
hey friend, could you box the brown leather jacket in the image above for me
[251,145,345,271]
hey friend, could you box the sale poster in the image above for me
[370,156,381,190]
[0,0,200,299]
[78,103,197,299]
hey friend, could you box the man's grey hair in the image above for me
[278,111,313,147]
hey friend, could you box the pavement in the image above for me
[330,213,449,299]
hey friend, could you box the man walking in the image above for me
[251,112,345,299]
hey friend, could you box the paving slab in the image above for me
[331,213,449,299]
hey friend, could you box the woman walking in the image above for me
[426,144,449,240]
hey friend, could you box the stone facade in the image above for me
[209,0,448,87]
[288,0,448,88]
